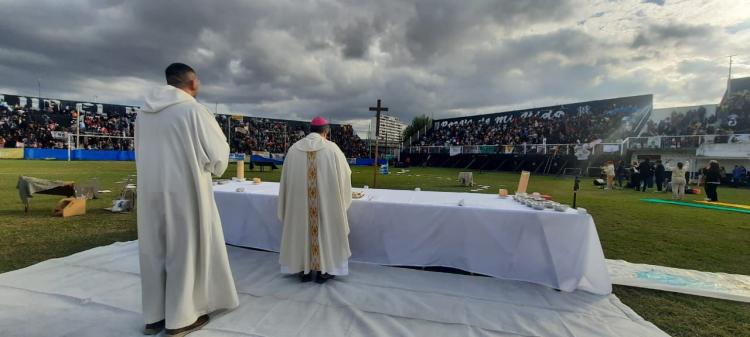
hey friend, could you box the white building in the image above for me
[371,114,406,144]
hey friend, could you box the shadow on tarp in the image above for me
[23,148,135,161]
[640,198,750,214]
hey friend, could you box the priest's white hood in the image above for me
[141,85,195,113]
[295,133,328,152]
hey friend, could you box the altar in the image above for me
[214,182,612,295]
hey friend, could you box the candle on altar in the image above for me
[236,160,245,180]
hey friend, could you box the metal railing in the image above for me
[406,133,749,155]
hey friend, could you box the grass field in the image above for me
[1,160,748,336]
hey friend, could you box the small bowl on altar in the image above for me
[252,177,262,184]
[554,204,570,212]
[544,201,555,208]
[533,203,545,210]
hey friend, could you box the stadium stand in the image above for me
[0,93,369,158]
[415,95,653,147]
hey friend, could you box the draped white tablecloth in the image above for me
[214,181,612,294]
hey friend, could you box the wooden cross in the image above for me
[369,99,388,188]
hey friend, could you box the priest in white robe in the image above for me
[136,63,238,336]
[278,117,352,284]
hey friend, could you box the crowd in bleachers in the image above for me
[0,101,135,150]
[331,124,369,158]
[641,106,718,137]
[216,115,369,157]
[418,108,634,147]
[1,96,369,158]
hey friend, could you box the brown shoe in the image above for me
[143,319,165,335]
[165,315,209,337]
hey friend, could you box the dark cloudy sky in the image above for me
[0,0,748,135]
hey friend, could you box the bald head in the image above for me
[165,63,199,97]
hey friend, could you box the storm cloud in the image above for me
[0,0,748,133]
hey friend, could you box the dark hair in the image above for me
[165,63,195,87]
[677,162,683,169]
[310,124,330,134]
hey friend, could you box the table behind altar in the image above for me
[214,181,611,294]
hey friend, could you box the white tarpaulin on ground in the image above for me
[0,241,668,337]
[607,259,750,303]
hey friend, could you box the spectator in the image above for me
[604,160,615,190]
[704,160,721,202]
[732,165,747,187]
[654,160,666,192]
[638,159,653,192]
[616,160,626,188]
[671,162,687,200]
[630,161,641,190]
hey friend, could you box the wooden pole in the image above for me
[369,99,388,188]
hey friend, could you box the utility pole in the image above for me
[727,55,737,94]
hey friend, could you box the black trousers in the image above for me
[642,177,653,191]
[655,177,664,191]
[705,183,719,201]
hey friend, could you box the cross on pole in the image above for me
[369,99,388,188]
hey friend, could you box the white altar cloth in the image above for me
[215,182,612,294]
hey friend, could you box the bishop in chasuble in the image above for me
[278,117,353,283]
[136,63,238,336]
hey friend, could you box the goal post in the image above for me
[66,133,135,161]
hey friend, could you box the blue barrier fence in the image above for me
[349,158,388,166]
[24,149,136,161]
[19,149,378,165]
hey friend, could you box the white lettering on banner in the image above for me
[431,96,650,130]
[51,131,69,140]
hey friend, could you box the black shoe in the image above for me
[165,314,209,337]
[299,272,312,283]
[315,273,336,284]
[143,319,165,335]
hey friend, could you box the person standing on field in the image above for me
[136,63,239,336]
